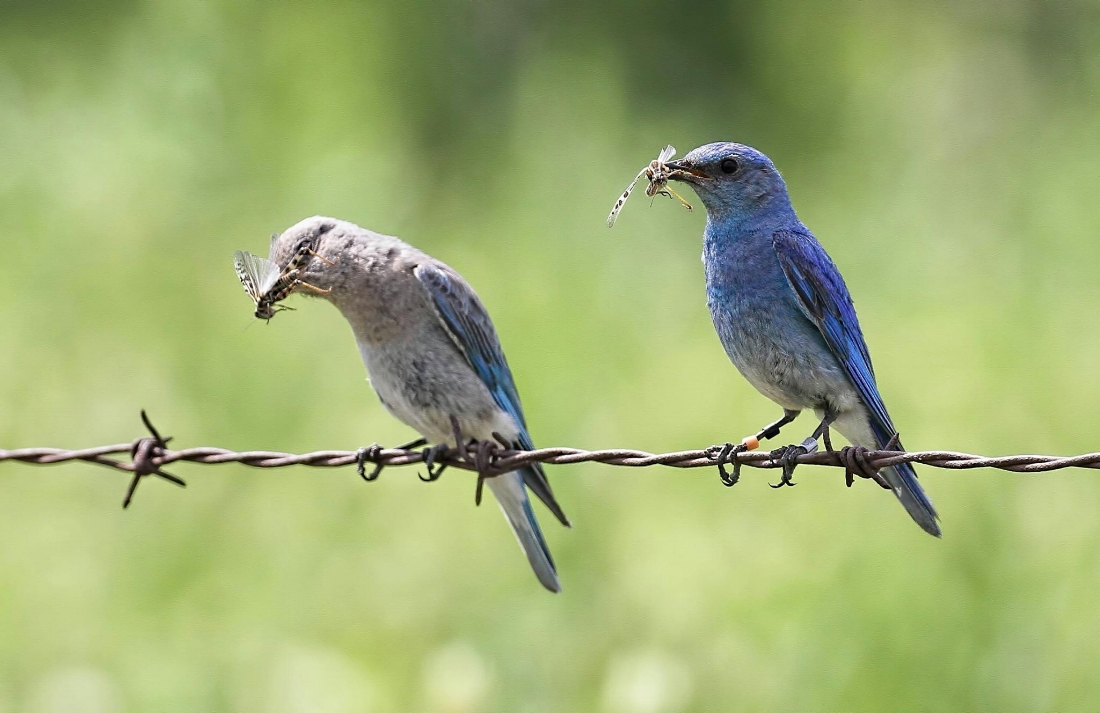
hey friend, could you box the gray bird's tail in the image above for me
[487,472,560,592]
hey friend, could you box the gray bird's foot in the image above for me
[356,444,384,481]
[419,443,450,482]
[706,442,747,487]
[471,438,501,507]
[768,437,819,488]
[838,445,891,490]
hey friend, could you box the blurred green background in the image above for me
[2,0,1100,710]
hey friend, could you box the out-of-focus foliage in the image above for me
[2,1,1100,710]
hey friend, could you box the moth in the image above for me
[606,144,694,228]
[233,242,332,320]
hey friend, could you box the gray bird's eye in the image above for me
[720,158,739,174]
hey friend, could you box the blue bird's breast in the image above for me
[702,227,853,412]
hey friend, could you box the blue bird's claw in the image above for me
[768,437,819,488]
[838,444,891,490]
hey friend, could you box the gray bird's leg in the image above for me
[769,410,839,488]
[443,416,504,506]
[419,442,451,482]
[472,438,502,507]
[449,416,496,505]
[708,409,801,486]
[356,437,428,481]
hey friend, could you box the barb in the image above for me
[3,413,1100,507]
[124,409,186,508]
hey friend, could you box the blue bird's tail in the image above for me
[881,461,940,537]
[870,423,940,537]
[486,471,560,592]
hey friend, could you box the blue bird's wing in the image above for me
[414,262,570,527]
[770,229,894,434]
[772,228,939,535]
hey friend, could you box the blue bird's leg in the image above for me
[838,432,897,489]
[709,409,801,486]
[356,437,427,481]
[769,410,839,488]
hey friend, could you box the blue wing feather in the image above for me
[772,229,939,535]
[771,229,894,435]
[414,263,570,527]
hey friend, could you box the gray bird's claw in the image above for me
[419,443,450,482]
[356,444,384,481]
[472,439,501,507]
[707,442,746,487]
[768,437,819,488]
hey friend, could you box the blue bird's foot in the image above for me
[839,432,900,489]
[356,444,384,481]
[838,444,892,490]
[419,443,451,482]
[706,442,747,487]
[768,437,819,488]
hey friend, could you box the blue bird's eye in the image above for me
[720,158,739,174]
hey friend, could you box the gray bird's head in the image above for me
[666,142,795,227]
[264,216,426,333]
[267,215,350,297]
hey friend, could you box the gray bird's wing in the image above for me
[414,262,570,527]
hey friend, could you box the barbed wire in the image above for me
[3,411,1099,507]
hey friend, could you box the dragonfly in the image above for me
[606,145,694,228]
[233,242,332,320]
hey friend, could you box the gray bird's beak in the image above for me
[664,160,710,181]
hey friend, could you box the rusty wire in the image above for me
[3,412,1100,507]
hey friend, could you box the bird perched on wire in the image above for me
[261,216,570,591]
[659,143,940,537]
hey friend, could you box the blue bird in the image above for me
[663,143,940,536]
[264,217,570,591]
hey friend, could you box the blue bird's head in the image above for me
[666,142,795,228]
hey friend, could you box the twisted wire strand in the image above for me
[5,441,1100,475]
[6,411,1095,508]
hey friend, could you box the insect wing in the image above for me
[233,251,260,301]
[657,145,677,164]
[233,250,281,301]
[607,169,647,228]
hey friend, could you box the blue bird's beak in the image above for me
[663,160,709,181]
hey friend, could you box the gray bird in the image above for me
[264,216,570,592]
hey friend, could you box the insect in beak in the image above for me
[607,145,695,227]
[662,161,710,180]
[233,242,336,321]
[307,249,337,267]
